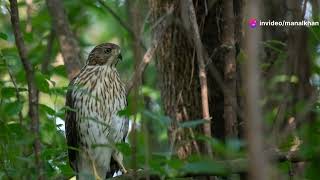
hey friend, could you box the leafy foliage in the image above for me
[0,0,319,179]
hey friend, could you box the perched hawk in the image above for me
[65,43,129,179]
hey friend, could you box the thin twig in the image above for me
[8,0,42,179]
[182,106,201,155]
[126,38,158,93]
[0,51,23,124]
[183,0,213,157]
[126,9,173,94]
[5,60,23,124]
[97,0,146,50]
[98,0,133,35]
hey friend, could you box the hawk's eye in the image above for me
[104,48,112,54]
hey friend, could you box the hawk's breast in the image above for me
[72,66,128,168]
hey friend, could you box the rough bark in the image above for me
[181,0,213,156]
[151,0,244,157]
[234,0,245,139]
[9,0,42,179]
[221,0,238,138]
[46,0,83,80]
[150,0,203,158]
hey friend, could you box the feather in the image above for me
[65,43,128,179]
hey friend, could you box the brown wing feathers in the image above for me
[65,83,79,171]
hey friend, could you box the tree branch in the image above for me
[182,0,213,157]
[46,0,83,80]
[97,0,146,50]
[8,0,42,179]
[4,58,23,124]
[126,7,173,94]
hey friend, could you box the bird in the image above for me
[65,43,129,179]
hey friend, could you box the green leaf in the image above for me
[167,158,184,169]
[35,71,50,93]
[4,101,23,116]
[24,32,33,43]
[52,65,67,77]
[117,107,133,117]
[39,104,56,116]
[58,163,74,176]
[1,87,16,98]
[0,32,8,40]
[115,142,131,156]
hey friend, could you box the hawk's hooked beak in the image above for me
[118,54,122,61]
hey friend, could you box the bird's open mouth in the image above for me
[118,54,122,61]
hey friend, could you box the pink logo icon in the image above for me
[249,18,257,28]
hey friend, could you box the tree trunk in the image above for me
[150,0,203,158]
[221,0,238,138]
[46,0,84,80]
[149,0,246,161]
[150,0,244,157]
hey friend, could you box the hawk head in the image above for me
[87,43,122,66]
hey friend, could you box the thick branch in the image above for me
[9,0,42,178]
[46,0,83,80]
[182,0,213,157]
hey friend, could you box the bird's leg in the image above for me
[112,152,127,174]
[88,153,102,180]
[91,162,102,180]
